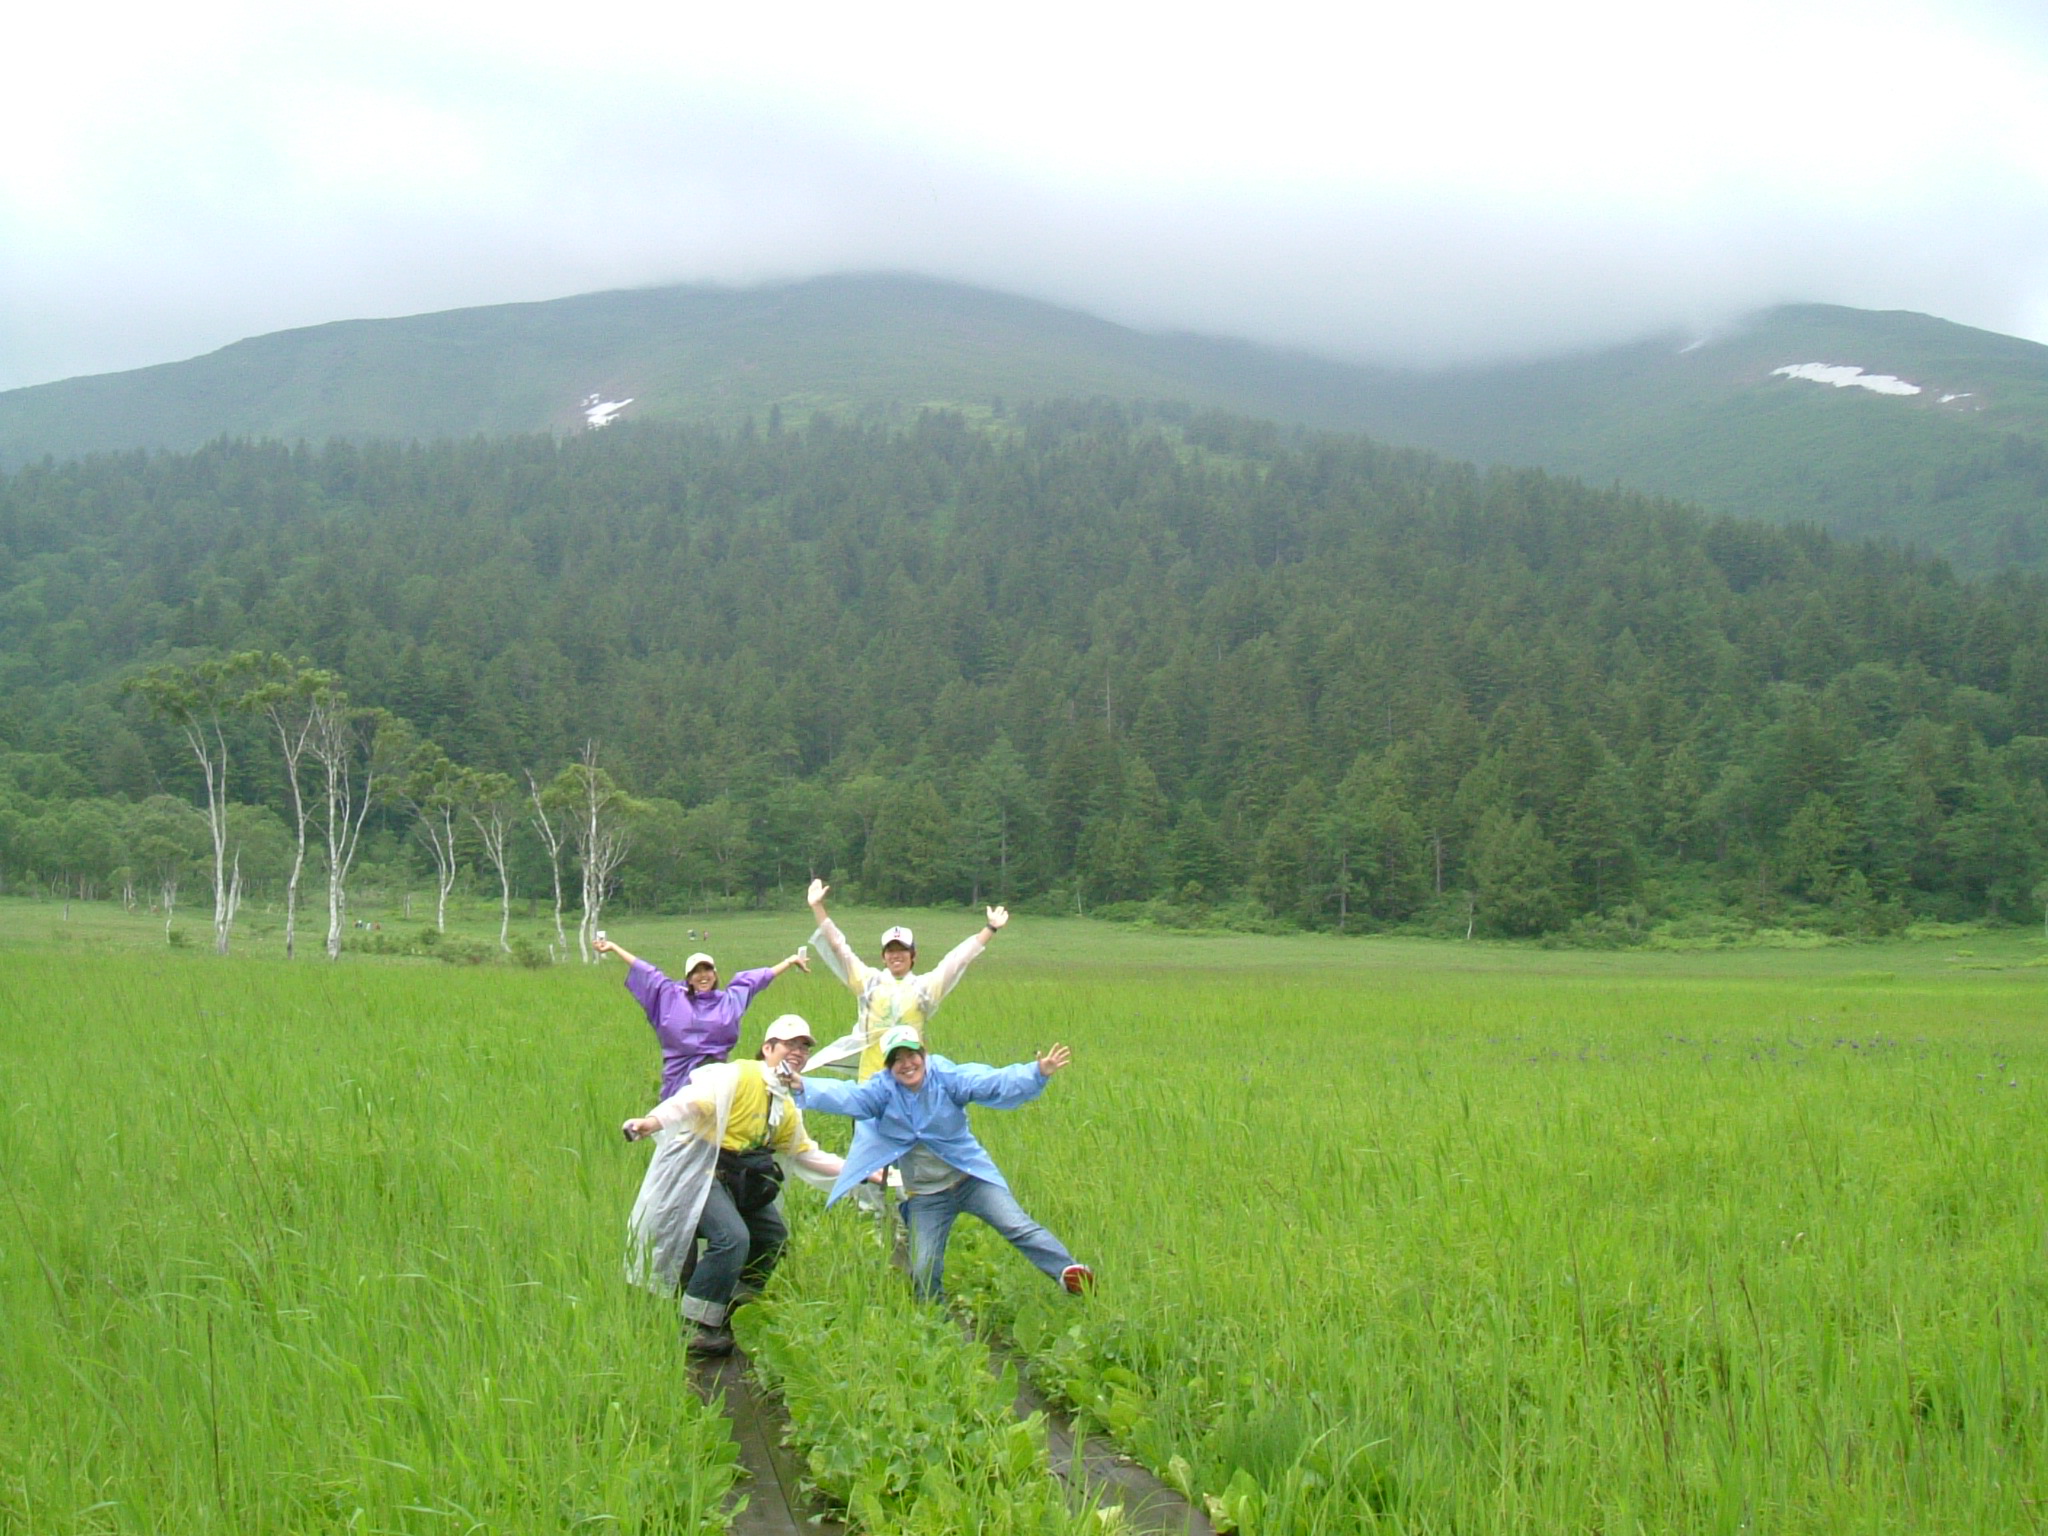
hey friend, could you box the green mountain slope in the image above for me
[5,276,2047,570]
[1367,305,2048,571]
[0,277,1317,460]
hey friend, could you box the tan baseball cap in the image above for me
[762,1014,815,1045]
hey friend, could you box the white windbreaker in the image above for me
[623,1059,842,1294]
[805,914,989,1077]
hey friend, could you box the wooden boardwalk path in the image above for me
[692,1328,1212,1536]
[692,1350,844,1536]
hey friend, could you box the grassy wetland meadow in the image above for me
[3,897,2046,1534]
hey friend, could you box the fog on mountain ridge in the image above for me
[9,0,2048,390]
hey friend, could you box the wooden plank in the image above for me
[693,1350,845,1536]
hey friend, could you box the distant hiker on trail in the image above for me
[620,1015,844,1358]
[594,934,810,1097]
[804,877,1006,1079]
[789,1026,1092,1303]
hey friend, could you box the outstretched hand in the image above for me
[807,878,830,909]
[1037,1044,1071,1076]
[985,905,1010,932]
[787,950,812,973]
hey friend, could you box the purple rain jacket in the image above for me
[626,958,778,1098]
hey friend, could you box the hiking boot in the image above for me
[1060,1264,1095,1295]
[685,1322,735,1358]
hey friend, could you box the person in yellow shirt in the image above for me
[621,1015,842,1358]
[803,876,1008,1078]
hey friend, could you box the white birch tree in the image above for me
[400,742,465,932]
[241,655,334,959]
[550,744,638,963]
[526,767,570,961]
[466,770,520,953]
[308,687,394,960]
[128,656,249,955]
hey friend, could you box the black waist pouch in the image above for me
[716,1146,785,1214]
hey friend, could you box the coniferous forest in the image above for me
[4,401,2047,943]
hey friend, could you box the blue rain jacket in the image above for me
[795,1054,1048,1204]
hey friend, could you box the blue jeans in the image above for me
[902,1175,1075,1302]
[680,1182,786,1326]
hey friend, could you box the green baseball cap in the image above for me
[878,1025,926,1062]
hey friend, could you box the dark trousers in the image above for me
[679,1181,786,1326]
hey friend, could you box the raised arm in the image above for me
[621,1078,717,1141]
[603,944,680,1026]
[791,1071,891,1121]
[806,878,866,989]
[926,905,1006,1002]
[721,949,811,1015]
[593,935,642,969]
[768,949,812,980]
[945,1049,1060,1110]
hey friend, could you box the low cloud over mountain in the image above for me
[7,0,2048,391]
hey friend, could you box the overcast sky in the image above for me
[5,0,2048,392]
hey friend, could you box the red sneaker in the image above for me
[1060,1263,1095,1295]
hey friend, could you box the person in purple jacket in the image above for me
[593,936,811,1095]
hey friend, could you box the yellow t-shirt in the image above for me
[720,1062,808,1154]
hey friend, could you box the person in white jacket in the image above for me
[804,877,1007,1079]
[620,1015,843,1358]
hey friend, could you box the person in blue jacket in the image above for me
[791,1025,1093,1301]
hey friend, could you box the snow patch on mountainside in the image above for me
[1771,363,1921,397]
[582,393,634,428]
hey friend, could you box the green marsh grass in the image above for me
[5,897,2047,1533]
[946,948,2048,1534]
[0,950,742,1534]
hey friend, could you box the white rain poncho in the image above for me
[624,1059,840,1294]
[804,916,990,1077]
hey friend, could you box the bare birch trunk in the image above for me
[497,862,512,952]
[201,745,234,956]
[527,770,568,959]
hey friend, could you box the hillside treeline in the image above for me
[3,404,2047,940]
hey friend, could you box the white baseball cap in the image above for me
[762,1014,815,1044]
[683,952,716,976]
[879,925,915,951]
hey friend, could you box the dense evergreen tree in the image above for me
[3,404,2047,940]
